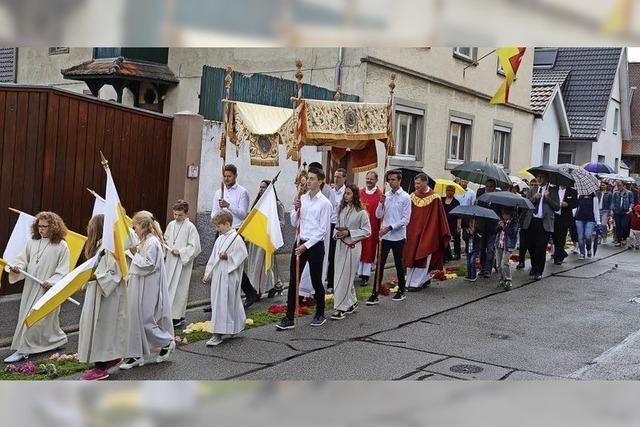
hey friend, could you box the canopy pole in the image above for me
[293,59,304,322]
[220,66,233,201]
[373,73,396,297]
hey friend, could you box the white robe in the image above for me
[78,249,129,363]
[299,184,335,296]
[9,238,70,354]
[407,255,432,288]
[127,235,174,358]
[332,208,371,311]
[164,219,202,319]
[204,229,247,335]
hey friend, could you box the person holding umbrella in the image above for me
[521,171,560,280]
[476,179,500,278]
[596,182,612,244]
[442,185,461,261]
[551,185,578,265]
[610,181,633,247]
[574,192,601,259]
[494,207,519,290]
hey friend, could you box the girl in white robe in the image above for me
[4,212,70,364]
[121,211,175,369]
[331,184,371,320]
[164,200,201,326]
[77,214,129,380]
[202,210,248,346]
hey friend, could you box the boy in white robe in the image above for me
[164,200,202,328]
[202,210,248,346]
[4,212,70,364]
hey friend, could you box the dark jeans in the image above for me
[552,218,570,263]
[373,239,406,294]
[287,241,325,320]
[327,224,336,289]
[527,218,550,275]
[518,227,528,265]
[479,231,497,274]
[241,272,258,301]
[614,213,630,241]
[445,228,461,261]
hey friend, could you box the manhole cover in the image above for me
[450,364,484,374]
[490,333,511,340]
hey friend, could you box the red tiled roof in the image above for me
[530,84,556,115]
[62,57,178,84]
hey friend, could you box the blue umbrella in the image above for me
[583,162,615,174]
[450,205,500,221]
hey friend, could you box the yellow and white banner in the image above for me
[238,183,284,271]
[103,168,131,277]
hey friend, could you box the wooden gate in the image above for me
[0,85,173,294]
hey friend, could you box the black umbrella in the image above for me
[451,161,512,188]
[477,191,534,210]
[527,165,575,187]
[450,205,500,221]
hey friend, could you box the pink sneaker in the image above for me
[82,368,109,381]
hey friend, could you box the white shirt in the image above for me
[290,191,333,249]
[330,184,345,224]
[211,183,250,228]
[556,187,566,215]
[455,188,476,206]
[534,185,547,219]
[375,187,412,241]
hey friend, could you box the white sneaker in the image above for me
[206,335,223,346]
[3,352,28,364]
[579,254,586,260]
[120,357,144,370]
[156,340,176,363]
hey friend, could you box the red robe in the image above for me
[359,187,382,263]
[403,189,451,271]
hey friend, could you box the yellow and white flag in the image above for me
[238,183,284,271]
[91,192,106,218]
[0,212,33,283]
[25,254,98,328]
[66,229,88,270]
[103,168,130,276]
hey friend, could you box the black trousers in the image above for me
[527,218,550,275]
[518,227,528,265]
[552,217,570,263]
[373,239,406,294]
[327,224,336,289]
[287,241,325,320]
[241,272,258,301]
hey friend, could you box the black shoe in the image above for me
[360,276,370,287]
[243,298,257,309]
[267,288,277,299]
[275,318,295,330]
[534,274,542,281]
[407,286,420,292]
[172,318,186,328]
[553,261,562,266]
[529,269,535,277]
[422,279,431,288]
[365,294,379,306]
[516,262,525,270]
[310,316,326,327]
[346,302,359,314]
[203,306,212,313]
[330,310,347,320]
[392,291,406,301]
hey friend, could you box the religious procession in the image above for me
[1,47,640,382]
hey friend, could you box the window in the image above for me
[492,126,511,168]
[453,47,477,62]
[49,47,69,55]
[533,48,558,68]
[558,152,574,164]
[497,58,505,76]
[542,143,551,165]
[598,155,606,163]
[394,104,424,160]
[448,117,472,163]
[0,48,17,83]
[614,107,620,134]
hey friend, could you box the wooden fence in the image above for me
[0,85,173,294]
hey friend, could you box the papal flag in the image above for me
[491,47,526,104]
[103,168,131,276]
[238,182,284,271]
[91,190,134,229]
[0,212,33,283]
[25,254,99,328]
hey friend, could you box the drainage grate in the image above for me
[490,333,511,340]
[450,364,484,374]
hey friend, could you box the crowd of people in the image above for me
[3,160,638,381]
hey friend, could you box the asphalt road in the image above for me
[3,244,640,380]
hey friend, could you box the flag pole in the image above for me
[293,59,304,322]
[220,66,233,201]
[372,73,396,298]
